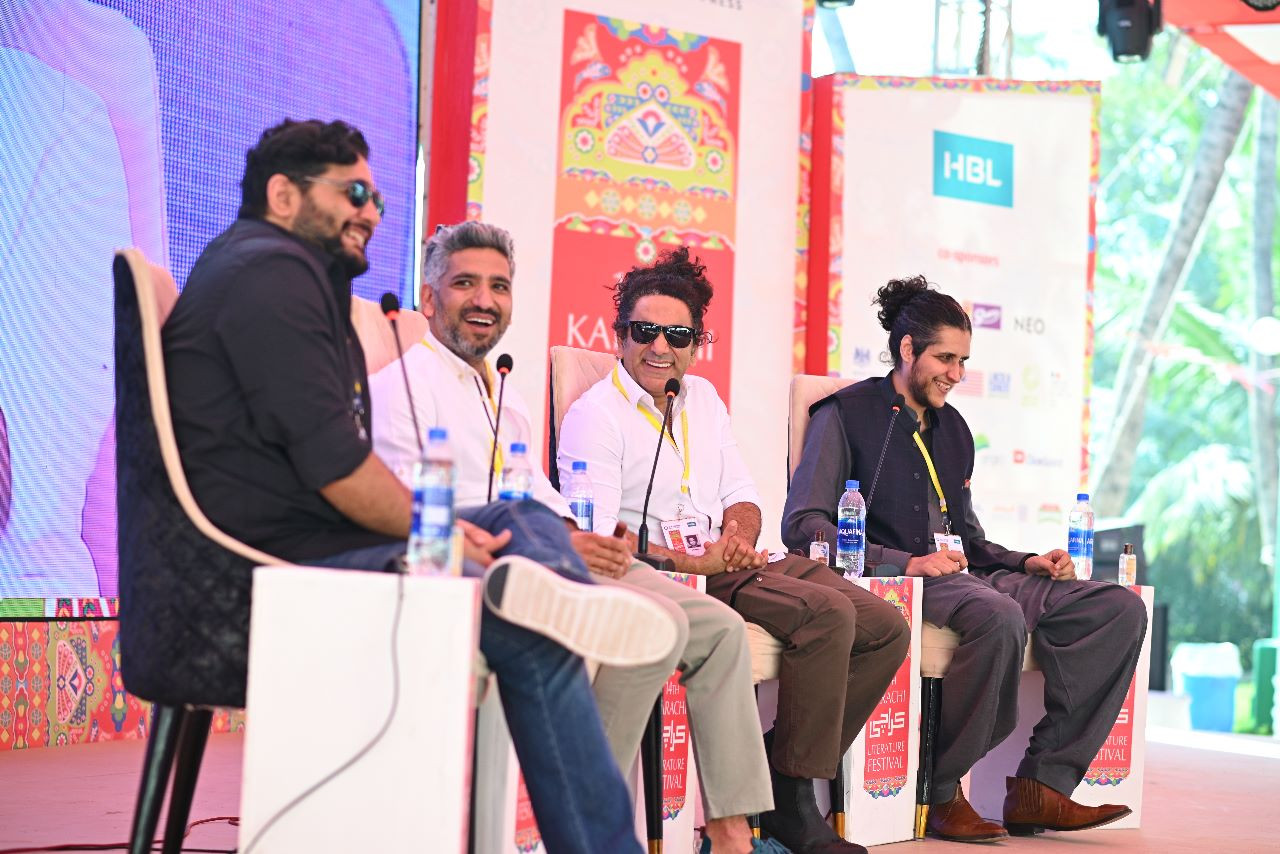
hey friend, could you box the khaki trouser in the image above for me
[591,563,775,819]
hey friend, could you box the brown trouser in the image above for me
[707,555,910,779]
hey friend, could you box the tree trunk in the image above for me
[1251,95,1279,634]
[1092,71,1254,516]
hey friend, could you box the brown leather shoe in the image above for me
[926,785,1009,843]
[1002,776,1132,835]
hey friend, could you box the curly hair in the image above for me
[874,275,971,368]
[238,119,370,219]
[611,246,715,345]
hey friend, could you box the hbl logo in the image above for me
[933,130,1013,207]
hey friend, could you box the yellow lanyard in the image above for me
[911,431,952,534]
[422,337,504,474]
[612,365,692,496]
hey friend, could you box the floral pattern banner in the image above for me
[548,12,740,398]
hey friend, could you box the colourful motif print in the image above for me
[863,578,912,798]
[513,772,542,852]
[467,0,493,220]
[661,573,698,821]
[1083,671,1135,786]
[550,12,740,399]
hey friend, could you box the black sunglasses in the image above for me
[627,321,698,349]
[299,176,386,216]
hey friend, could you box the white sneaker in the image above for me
[482,555,679,667]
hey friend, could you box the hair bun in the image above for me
[874,275,931,332]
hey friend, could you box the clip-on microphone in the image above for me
[637,378,681,553]
[864,393,908,514]
[486,354,514,503]
[380,293,424,458]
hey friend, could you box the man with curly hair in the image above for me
[559,247,909,854]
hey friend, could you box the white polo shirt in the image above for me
[556,363,762,541]
[368,331,570,517]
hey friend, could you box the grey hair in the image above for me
[422,221,516,291]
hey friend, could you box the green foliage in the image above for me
[1092,36,1278,667]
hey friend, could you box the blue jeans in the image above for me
[310,500,640,853]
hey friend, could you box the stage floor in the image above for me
[1,729,1275,852]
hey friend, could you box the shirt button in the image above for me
[914,537,921,544]
[914,505,921,512]
[914,472,921,479]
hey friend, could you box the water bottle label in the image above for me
[415,486,454,537]
[570,499,594,532]
[498,488,532,501]
[1067,527,1085,556]
[1084,530,1094,560]
[837,517,865,552]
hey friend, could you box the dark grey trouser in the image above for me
[922,572,1148,803]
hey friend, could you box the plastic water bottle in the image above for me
[1067,492,1095,580]
[498,441,533,501]
[565,460,594,531]
[407,428,455,575]
[836,480,867,579]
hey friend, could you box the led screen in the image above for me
[0,0,421,601]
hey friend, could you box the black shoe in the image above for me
[759,731,867,854]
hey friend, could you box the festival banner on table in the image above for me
[841,576,922,846]
[810,75,1099,552]
[468,0,809,547]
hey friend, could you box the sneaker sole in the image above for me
[484,556,678,667]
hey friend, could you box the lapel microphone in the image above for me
[380,292,423,458]
[638,378,681,553]
[486,354,514,503]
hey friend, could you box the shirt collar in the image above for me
[422,328,496,392]
[242,216,353,316]
[615,362,688,415]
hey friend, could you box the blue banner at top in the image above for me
[933,130,1013,207]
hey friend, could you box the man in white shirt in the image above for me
[371,222,780,854]
[558,247,910,854]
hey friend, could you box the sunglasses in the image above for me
[299,176,386,216]
[627,321,698,349]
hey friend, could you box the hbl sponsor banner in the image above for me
[813,75,1098,552]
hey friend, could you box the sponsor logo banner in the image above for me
[932,130,1013,208]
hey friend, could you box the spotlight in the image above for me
[1097,0,1162,62]
[1239,1,1280,11]
[816,0,856,8]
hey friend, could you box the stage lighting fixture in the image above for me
[1239,1,1280,11]
[1097,0,1162,62]
[816,0,856,8]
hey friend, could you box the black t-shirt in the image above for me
[163,217,399,561]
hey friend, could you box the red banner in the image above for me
[549,12,740,398]
[1083,671,1136,787]
[863,578,913,798]
[513,773,541,852]
[661,572,699,819]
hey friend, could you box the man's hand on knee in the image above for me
[569,530,633,578]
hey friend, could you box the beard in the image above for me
[294,198,369,278]
[433,305,510,362]
[908,361,938,410]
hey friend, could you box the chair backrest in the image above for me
[547,346,617,489]
[352,294,430,376]
[787,374,856,485]
[114,248,281,709]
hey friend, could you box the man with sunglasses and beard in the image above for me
[165,122,673,854]
[557,247,910,854]
[371,223,784,854]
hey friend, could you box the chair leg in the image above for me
[161,707,213,854]
[829,752,847,839]
[129,704,186,854]
[915,676,942,839]
[640,695,664,854]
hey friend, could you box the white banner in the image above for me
[826,76,1098,552]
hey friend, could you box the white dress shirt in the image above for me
[556,363,762,541]
[368,331,570,517]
